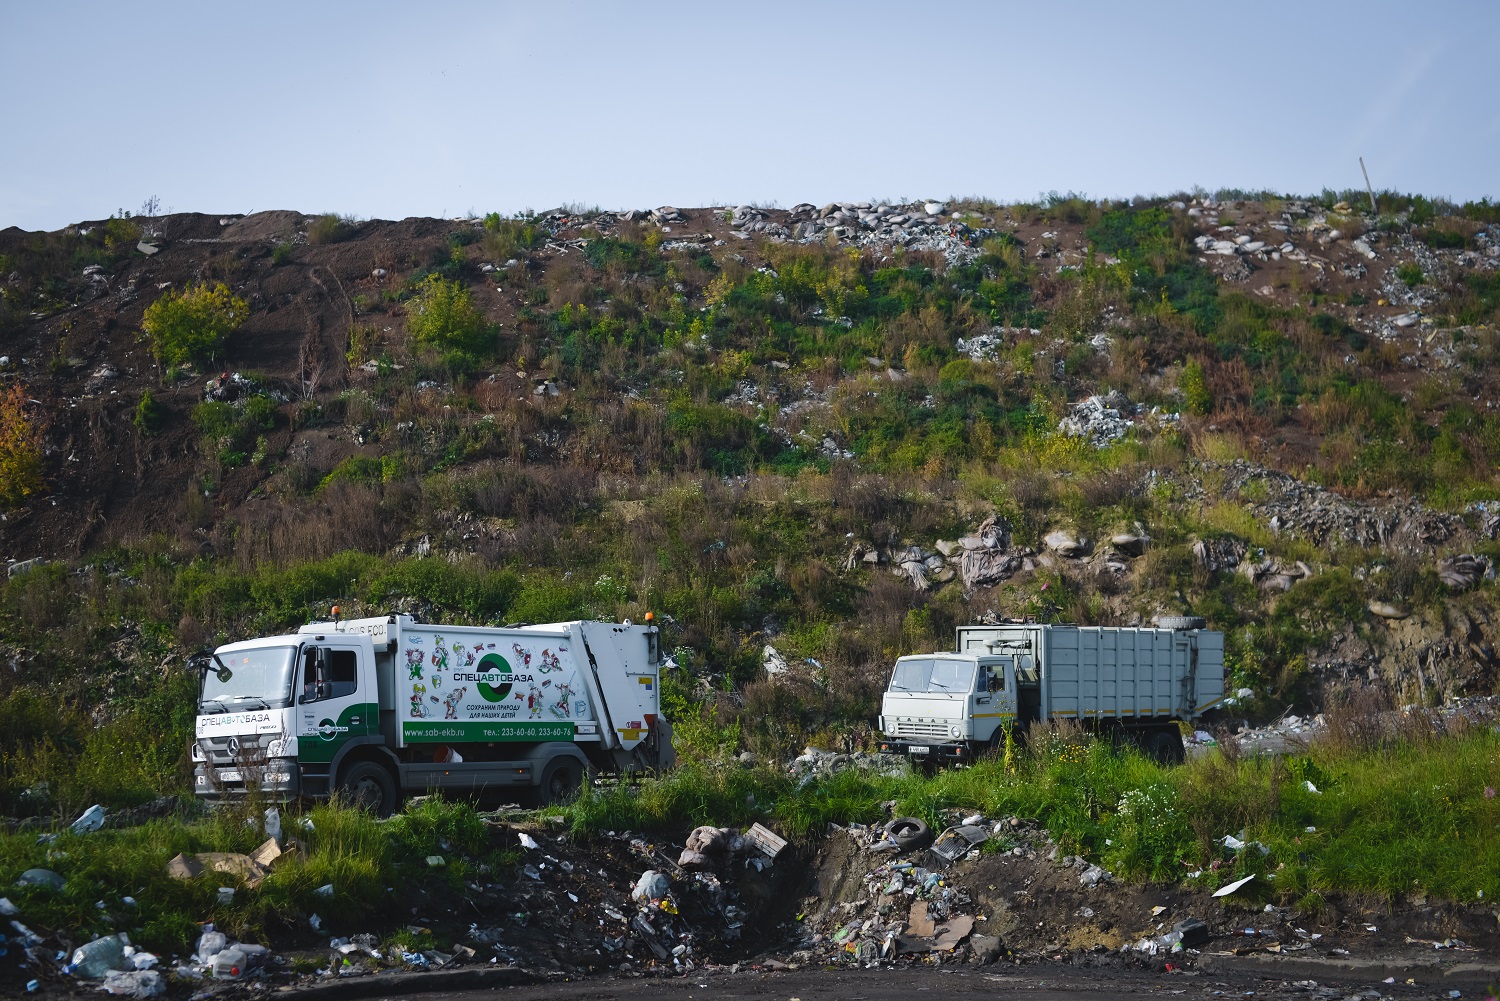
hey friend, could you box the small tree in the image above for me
[141,282,248,368]
[0,383,44,507]
[405,276,490,354]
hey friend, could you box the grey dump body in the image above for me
[879,622,1225,763]
[191,615,674,809]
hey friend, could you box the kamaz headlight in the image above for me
[949,725,962,739]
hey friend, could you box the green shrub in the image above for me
[307,213,355,245]
[1397,262,1424,287]
[133,390,165,434]
[482,214,543,260]
[191,395,277,467]
[0,382,44,507]
[405,275,492,354]
[1180,359,1211,415]
[271,242,293,266]
[141,282,248,367]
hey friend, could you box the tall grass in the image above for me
[0,797,502,954]
[565,724,1500,906]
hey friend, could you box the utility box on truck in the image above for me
[190,615,674,814]
[877,620,1224,765]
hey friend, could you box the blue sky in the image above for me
[3,1,1496,231]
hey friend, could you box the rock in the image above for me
[1368,600,1410,620]
[1110,533,1147,557]
[371,268,387,278]
[924,201,946,216]
[762,645,788,676]
[1044,530,1089,558]
[969,933,1003,964]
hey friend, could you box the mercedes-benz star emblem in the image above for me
[227,737,241,756]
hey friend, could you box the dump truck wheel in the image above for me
[539,757,584,805]
[339,761,397,817]
[884,816,933,851]
[1146,728,1185,765]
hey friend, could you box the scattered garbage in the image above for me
[70,933,128,978]
[70,803,107,834]
[167,836,285,888]
[100,969,165,997]
[744,822,787,859]
[518,832,540,850]
[15,869,65,892]
[1213,874,1256,898]
[632,870,671,903]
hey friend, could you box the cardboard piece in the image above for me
[166,837,289,889]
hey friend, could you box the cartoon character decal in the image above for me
[443,686,467,720]
[409,682,428,717]
[511,643,532,670]
[538,648,562,674]
[549,681,575,719]
[430,636,449,672]
[406,648,425,681]
[525,683,543,718]
[430,673,442,689]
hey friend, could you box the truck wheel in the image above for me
[884,816,933,851]
[1146,729,1185,765]
[538,757,584,805]
[339,761,397,817]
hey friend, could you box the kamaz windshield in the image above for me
[889,657,976,694]
[200,646,297,712]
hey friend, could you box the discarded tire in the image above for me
[1158,615,1207,630]
[884,816,933,851]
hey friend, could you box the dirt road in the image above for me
[335,963,1492,1001]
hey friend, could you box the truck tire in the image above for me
[884,816,933,851]
[339,761,397,817]
[1146,728,1185,765]
[538,756,584,805]
[1158,615,1207,630]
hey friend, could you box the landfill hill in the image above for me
[2,193,1500,763]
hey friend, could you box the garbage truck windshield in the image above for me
[890,657,976,694]
[200,646,297,711]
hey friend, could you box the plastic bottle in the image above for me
[212,947,247,979]
[70,934,127,978]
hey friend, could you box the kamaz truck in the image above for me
[877,619,1224,765]
[190,613,673,814]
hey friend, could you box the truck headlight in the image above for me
[949,725,962,739]
[265,737,291,758]
[191,742,206,762]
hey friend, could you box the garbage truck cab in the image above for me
[877,653,1016,763]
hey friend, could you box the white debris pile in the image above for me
[1057,395,1135,446]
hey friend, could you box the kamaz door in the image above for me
[973,658,1017,746]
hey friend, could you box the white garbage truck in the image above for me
[189,613,673,814]
[877,619,1225,765]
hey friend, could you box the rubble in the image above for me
[1058,394,1135,446]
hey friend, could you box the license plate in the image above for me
[908,746,930,755]
[220,770,242,783]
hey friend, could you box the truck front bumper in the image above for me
[877,739,973,761]
[193,760,301,801]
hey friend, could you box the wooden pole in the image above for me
[1359,157,1377,214]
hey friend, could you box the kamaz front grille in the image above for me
[892,721,952,739]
